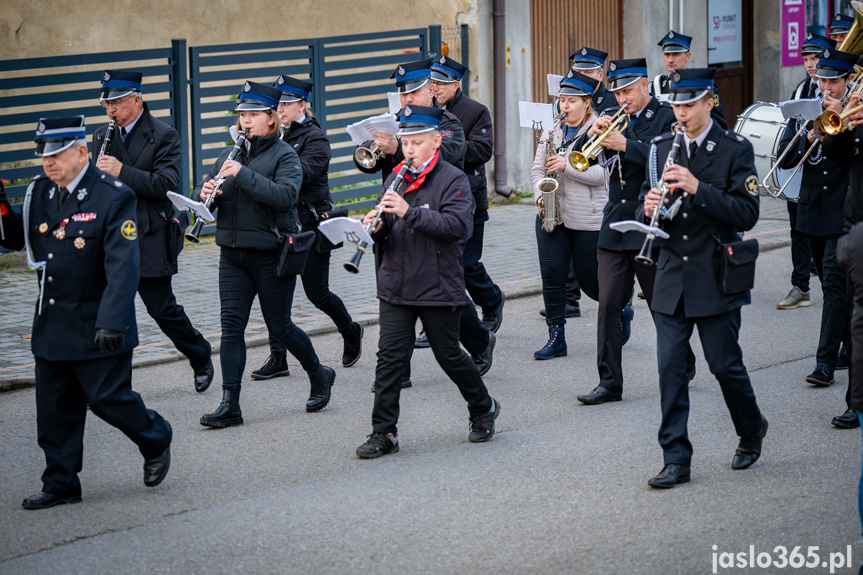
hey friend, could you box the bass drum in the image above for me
[734,102,801,202]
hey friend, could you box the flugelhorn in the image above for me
[568,107,631,172]
[97,118,116,160]
[354,143,385,169]
[344,158,413,273]
[185,128,250,244]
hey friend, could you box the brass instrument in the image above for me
[97,118,116,160]
[635,123,685,265]
[353,143,385,169]
[344,158,413,273]
[536,112,566,233]
[185,128,250,243]
[567,107,631,172]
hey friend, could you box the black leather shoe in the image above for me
[832,408,860,429]
[732,416,768,470]
[576,386,622,405]
[341,322,364,367]
[473,332,496,377]
[251,354,290,380]
[21,491,82,510]
[647,464,691,489]
[540,303,581,319]
[143,446,171,487]
[414,331,430,349]
[482,292,505,333]
[306,365,335,412]
[194,357,214,393]
[686,363,697,382]
[200,389,243,428]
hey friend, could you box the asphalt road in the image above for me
[0,245,860,575]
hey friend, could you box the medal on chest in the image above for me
[52,218,70,240]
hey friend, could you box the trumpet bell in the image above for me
[568,151,590,172]
[354,146,378,169]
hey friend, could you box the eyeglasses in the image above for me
[100,94,136,109]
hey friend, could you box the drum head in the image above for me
[734,102,788,198]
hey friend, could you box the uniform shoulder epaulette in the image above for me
[653,132,675,144]
[657,100,673,109]
[722,129,747,144]
[31,174,42,181]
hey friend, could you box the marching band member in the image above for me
[830,13,855,44]
[571,46,617,114]
[779,32,837,311]
[649,31,727,129]
[641,68,766,488]
[530,71,607,359]
[1,117,172,508]
[194,81,335,428]
[250,75,364,380]
[575,58,694,405]
[355,105,499,458]
[430,55,506,335]
[777,48,854,392]
[94,70,214,393]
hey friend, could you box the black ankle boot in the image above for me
[306,365,335,412]
[200,389,243,428]
[341,322,364,367]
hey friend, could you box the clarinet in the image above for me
[185,128,250,243]
[344,158,413,273]
[97,118,116,160]
[635,123,685,265]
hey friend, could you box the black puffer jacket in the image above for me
[373,153,472,307]
[193,133,302,250]
[281,115,332,229]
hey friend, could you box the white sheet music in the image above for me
[518,101,555,129]
[167,191,215,222]
[547,74,563,97]
[779,98,823,121]
[387,92,402,115]
[318,216,374,246]
[346,113,398,145]
[609,220,670,239]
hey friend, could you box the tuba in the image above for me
[536,112,566,233]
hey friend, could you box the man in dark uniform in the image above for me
[777,49,854,393]
[429,55,505,334]
[576,58,694,405]
[649,31,727,130]
[641,69,767,488]
[355,105,499,458]
[0,117,172,509]
[779,33,837,311]
[830,13,855,44]
[93,70,213,393]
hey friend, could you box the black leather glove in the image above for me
[94,328,125,354]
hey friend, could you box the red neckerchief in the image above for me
[393,151,440,196]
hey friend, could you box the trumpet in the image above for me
[812,95,863,136]
[536,112,566,233]
[568,107,631,172]
[185,128,250,244]
[635,122,685,265]
[354,143,385,169]
[344,158,412,273]
[97,118,116,160]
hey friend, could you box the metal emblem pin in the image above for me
[398,66,405,76]
[103,71,110,82]
[77,189,87,200]
[37,122,46,134]
[440,56,446,64]
[824,49,831,58]
[609,63,616,71]
[277,76,284,85]
[669,31,675,38]
[74,237,86,249]
[404,106,412,116]
[706,140,716,152]
[673,72,681,82]
[244,81,251,92]
[48,188,55,200]
[582,48,587,55]
[567,71,573,78]
[39,223,48,233]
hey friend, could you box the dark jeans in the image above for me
[138,276,211,370]
[566,261,582,304]
[35,352,172,497]
[535,216,599,326]
[788,201,813,291]
[464,221,503,314]
[268,248,353,358]
[655,306,762,466]
[219,247,319,391]
[373,300,492,436]
[809,235,849,369]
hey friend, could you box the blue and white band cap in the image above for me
[430,55,467,83]
[99,69,143,101]
[658,30,692,53]
[831,13,855,35]
[570,46,607,70]
[668,68,716,105]
[801,32,837,55]
[397,104,443,135]
[235,81,281,111]
[392,59,432,94]
[816,48,858,78]
[607,58,649,91]
[558,69,599,97]
[274,75,312,103]
[34,116,87,157]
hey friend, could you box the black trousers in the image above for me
[839,224,863,409]
[34,352,172,497]
[138,276,211,371]
[373,300,492,435]
[268,248,353,357]
[655,306,762,466]
[806,235,851,368]
[464,221,503,314]
[566,261,582,304]
[787,201,813,292]
[219,248,319,391]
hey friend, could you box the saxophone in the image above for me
[536,112,566,233]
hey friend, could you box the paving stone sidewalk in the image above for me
[0,197,792,387]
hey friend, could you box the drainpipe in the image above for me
[492,0,513,197]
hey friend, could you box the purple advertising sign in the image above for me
[782,0,806,66]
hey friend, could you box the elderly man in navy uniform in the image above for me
[0,117,172,509]
[649,31,727,130]
[93,70,214,393]
[830,12,855,43]
[777,49,854,396]
[429,55,506,335]
[575,58,695,406]
[641,69,767,488]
